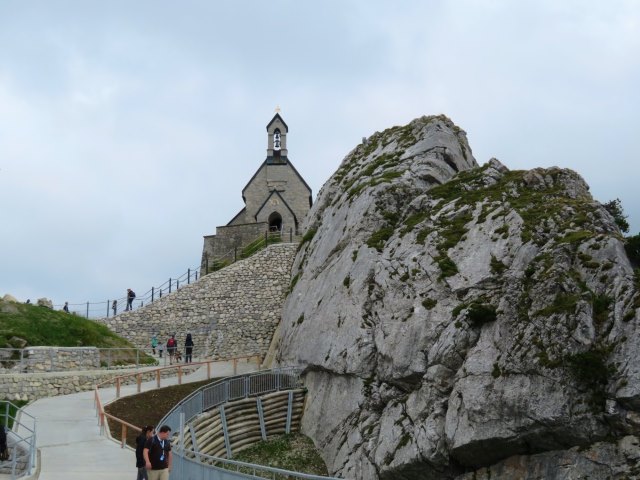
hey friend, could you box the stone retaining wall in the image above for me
[100,244,297,360]
[0,366,200,402]
[0,347,101,373]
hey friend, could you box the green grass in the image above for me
[231,433,329,476]
[367,226,395,252]
[0,300,145,349]
[1,400,28,429]
[240,234,282,258]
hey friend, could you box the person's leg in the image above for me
[148,470,161,480]
[159,468,170,480]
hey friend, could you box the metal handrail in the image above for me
[157,368,342,479]
[94,355,261,448]
[1,400,37,479]
[51,230,298,319]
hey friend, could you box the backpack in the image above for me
[167,338,176,348]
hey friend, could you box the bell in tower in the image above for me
[266,111,288,164]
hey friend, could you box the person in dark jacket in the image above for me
[184,333,194,363]
[126,289,136,311]
[0,424,8,461]
[135,425,154,480]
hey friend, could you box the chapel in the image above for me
[200,112,312,271]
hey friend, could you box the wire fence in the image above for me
[50,230,296,320]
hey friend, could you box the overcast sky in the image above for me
[1,1,638,315]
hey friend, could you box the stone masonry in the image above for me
[0,365,198,401]
[100,244,297,360]
[0,346,100,373]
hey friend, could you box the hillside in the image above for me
[274,115,640,479]
[0,298,140,349]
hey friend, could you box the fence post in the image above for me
[159,289,162,298]
[151,287,155,303]
[265,230,268,246]
[290,227,293,242]
[234,247,237,262]
[107,300,110,318]
[195,270,198,281]
[86,302,89,318]
[177,279,179,290]
[169,278,172,294]
[188,269,191,285]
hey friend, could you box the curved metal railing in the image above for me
[159,368,341,480]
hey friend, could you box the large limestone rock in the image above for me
[274,115,640,478]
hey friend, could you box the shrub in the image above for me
[422,298,437,310]
[467,303,497,325]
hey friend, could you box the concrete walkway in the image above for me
[16,359,259,480]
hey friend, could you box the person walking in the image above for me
[166,335,177,365]
[63,302,69,313]
[158,342,164,359]
[112,300,117,316]
[184,333,194,363]
[151,335,158,355]
[126,289,136,311]
[135,425,154,480]
[143,425,172,480]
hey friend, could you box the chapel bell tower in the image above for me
[266,112,288,164]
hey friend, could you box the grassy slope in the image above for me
[0,299,136,348]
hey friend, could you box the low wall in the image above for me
[100,244,297,361]
[0,347,101,373]
[0,366,199,402]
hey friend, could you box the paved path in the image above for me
[17,359,259,480]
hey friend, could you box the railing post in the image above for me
[195,270,198,281]
[159,288,162,298]
[207,361,211,380]
[137,374,142,393]
[107,300,110,318]
[169,278,172,293]
[136,349,140,367]
[178,365,183,384]
[290,227,293,242]
[156,370,161,388]
[188,269,191,285]
[286,391,294,434]
[152,287,155,303]
[177,278,179,290]
[233,358,238,375]
[86,301,89,318]
[234,247,237,262]
[116,377,121,398]
[121,424,127,448]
